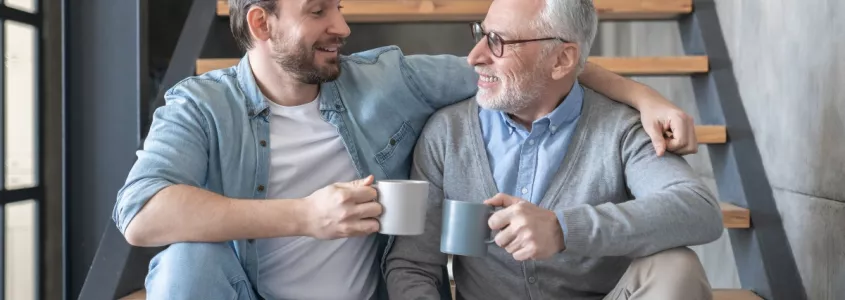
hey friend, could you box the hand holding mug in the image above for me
[485,193,565,261]
[303,175,383,239]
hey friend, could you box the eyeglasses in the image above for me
[470,22,569,57]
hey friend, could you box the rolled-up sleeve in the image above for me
[113,91,210,235]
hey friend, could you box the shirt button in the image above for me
[257,185,265,192]
[528,139,535,145]
[259,140,267,147]
[521,187,529,194]
[528,276,536,284]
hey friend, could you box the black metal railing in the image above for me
[680,1,806,298]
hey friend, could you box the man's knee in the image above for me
[631,247,711,300]
[648,247,705,274]
[146,242,252,298]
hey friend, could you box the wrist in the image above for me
[552,210,567,252]
[267,198,312,237]
[291,198,313,237]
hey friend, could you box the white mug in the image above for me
[373,180,430,235]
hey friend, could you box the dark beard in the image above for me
[272,35,344,84]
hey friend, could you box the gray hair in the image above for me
[531,0,598,73]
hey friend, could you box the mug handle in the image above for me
[484,206,503,244]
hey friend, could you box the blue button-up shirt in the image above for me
[479,82,584,237]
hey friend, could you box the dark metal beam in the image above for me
[145,0,217,138]
[79,225,165,299]
[41,0,66,297]
[0,5,40,26]
[0,187,44,204]
[680,1,807,299]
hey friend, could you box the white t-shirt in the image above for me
[256,96,378,300]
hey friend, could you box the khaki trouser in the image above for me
[603,247,712,300]
[450,247,711,300]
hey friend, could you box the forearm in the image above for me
[123,184,308,247]
[578,62,656,109]
[561,183,723,258]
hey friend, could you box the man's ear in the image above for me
[247,6,272,43]
[551,43,579,80]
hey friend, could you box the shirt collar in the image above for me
[498,80,584,134]
[236,54,346,118]
[236,55,269,118]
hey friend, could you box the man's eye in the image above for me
[312,9,324,15]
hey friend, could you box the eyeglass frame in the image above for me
[470,21,571,57]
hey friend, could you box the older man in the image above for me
[384,0,724,299]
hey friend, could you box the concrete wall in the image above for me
[598,1,845,298]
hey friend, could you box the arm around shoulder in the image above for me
[401,52,478,110]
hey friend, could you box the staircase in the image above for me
[84,0,806,299]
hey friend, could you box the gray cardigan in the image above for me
[384,87,723,300]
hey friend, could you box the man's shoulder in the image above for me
[417,98,475,140]
[427,98,475,127]
[162,67,248,116]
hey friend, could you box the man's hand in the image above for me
[484,193,565,261]
[637,88,698,156]
[303,175,382,239]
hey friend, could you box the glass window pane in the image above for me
[4,0,37,14]
[5,199,36,300]
[5,20,37,189]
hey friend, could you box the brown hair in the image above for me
[229,0,279,51]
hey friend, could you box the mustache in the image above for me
[315,37,347,48]
[474,66,496,76]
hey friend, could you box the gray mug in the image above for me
[374,180,430,235]
[440,199,497,257]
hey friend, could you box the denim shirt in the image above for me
[113,46,477,296]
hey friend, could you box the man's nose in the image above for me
[327,11,351,38]
[467,38,492,66]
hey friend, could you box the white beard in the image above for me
[476,69,546,113]
[474,53,550,113]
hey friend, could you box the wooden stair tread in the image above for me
[216,0,692,21]
[713,289,764,300]
[119,289,146,300]
[587,56,709,75]
[720,202,751,229]
[195,56,708,77]
[695,125,727,144]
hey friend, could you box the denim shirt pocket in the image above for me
[374,121,416,178]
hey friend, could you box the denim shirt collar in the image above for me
[237,54,346,118]
[499,80,584,133]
